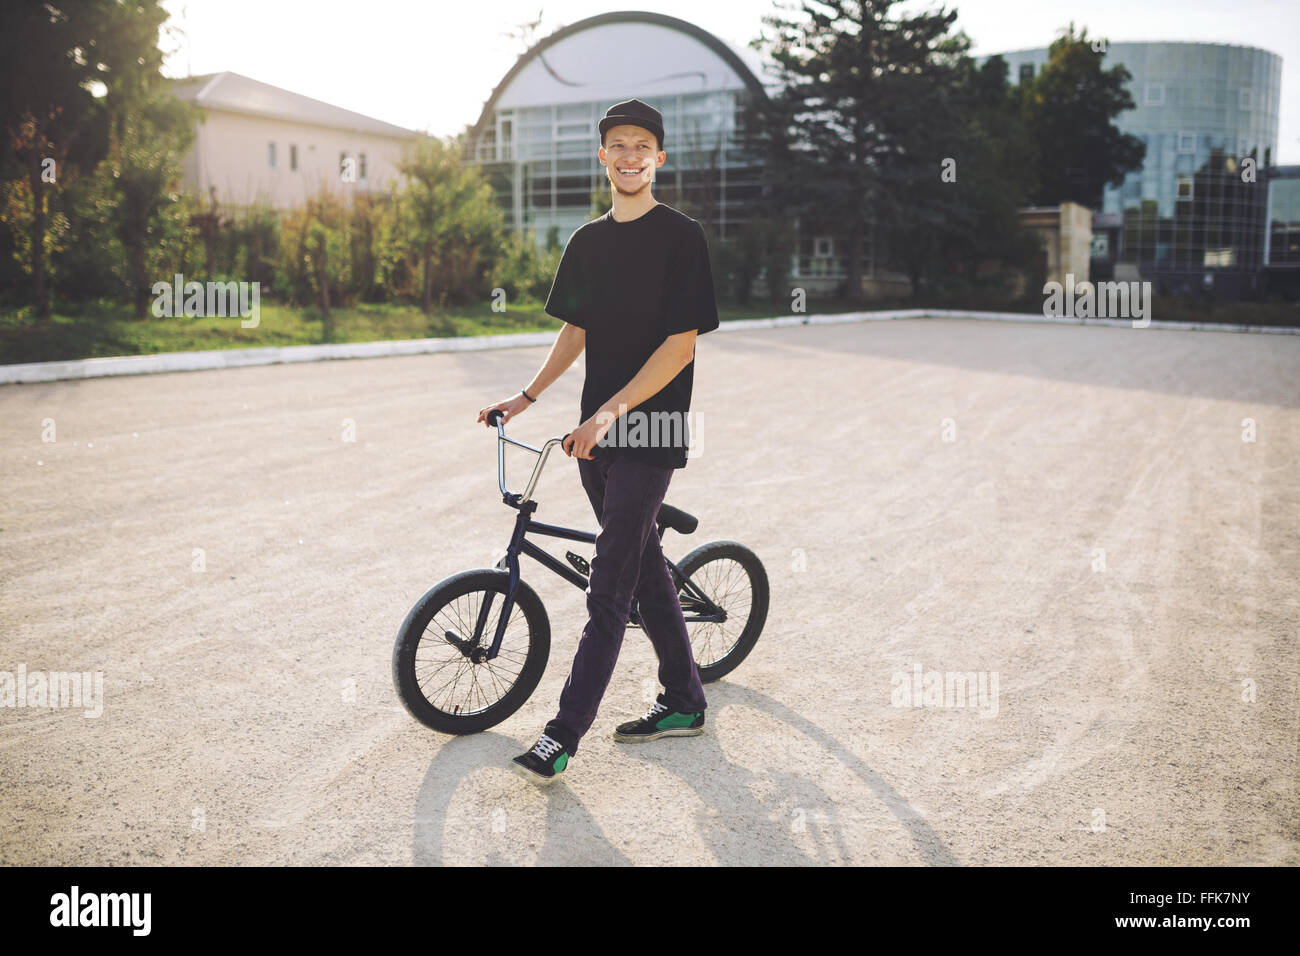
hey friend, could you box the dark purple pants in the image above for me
[543,452,707,756]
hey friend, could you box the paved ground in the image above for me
[1,316,1297,866]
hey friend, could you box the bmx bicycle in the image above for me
[392,409,769,734]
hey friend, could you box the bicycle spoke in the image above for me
[411,586,535,717]
[683,557,753,667]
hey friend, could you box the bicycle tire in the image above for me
[392,569,550,734]
[674,540,769,683]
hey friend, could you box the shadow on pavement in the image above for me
[721,318,1300,409]
[412,682,957,866]
[412,731,633,866]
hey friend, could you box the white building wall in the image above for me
[185,109,414,211]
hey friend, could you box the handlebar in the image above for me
[486,409,601,505]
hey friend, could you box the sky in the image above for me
[159,0,1300,163]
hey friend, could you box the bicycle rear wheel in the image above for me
[674,540,769,682]
[392,569,550,734]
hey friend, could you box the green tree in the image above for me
[951,57,1038,272]
[237,202,281,291]
[48,157,122,299]
[70,0,197,318]
[1021,24,1145,208]
[1,0,193,312]
[492,227,562,304]
[732,89,797,306]
[749,0,970,303]
[105,91,196,318]
[189,188,229,278]
[0,0,111,316]
[895,54,1040,296]
[349,190,385,303]
[398,133,504,315]
[280,190,351,340]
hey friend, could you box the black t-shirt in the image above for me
[543,202,719,469]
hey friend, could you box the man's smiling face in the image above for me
[599,124,666,196]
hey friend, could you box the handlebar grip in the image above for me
[561,432,603,460]
[487,409,505,426]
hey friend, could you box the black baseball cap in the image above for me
[598,98,664,149]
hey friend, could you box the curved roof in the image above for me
[469,11,769,148]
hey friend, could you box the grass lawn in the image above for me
[3,293,1296,366]
[0,296,866,365]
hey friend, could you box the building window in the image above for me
[1176,177,1193,201]
[1018,63,1034,86]
[359,152,367,180]
[1178,132,1196,153]
[268,142,277,168]
[1143,83,1165,106]
[1239,87,1254,110]
[814,236,834,257]
[290,144,298,171]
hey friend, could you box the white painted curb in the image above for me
[1,309,1295,385]
[0,330,558,385]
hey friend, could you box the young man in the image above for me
[475,98,720,785]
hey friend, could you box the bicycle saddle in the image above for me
[657,503,698,535]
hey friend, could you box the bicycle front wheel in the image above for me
[392,569,550,734]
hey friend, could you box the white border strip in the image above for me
[2,309,1295,385]
[0,331,558,385]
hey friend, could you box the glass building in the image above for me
[990,42,1282,297]
[1264,166,1300,296]
[464,12,771,250]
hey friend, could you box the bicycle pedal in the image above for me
[565,551,590,576]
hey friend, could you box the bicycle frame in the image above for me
[472,417,727,662]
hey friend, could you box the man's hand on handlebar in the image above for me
[476,392,532,428]
[562,414,613,461]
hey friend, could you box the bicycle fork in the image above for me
[473,500,540,663]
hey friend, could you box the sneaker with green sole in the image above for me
[613,696,705,743]
[512,733,570,784]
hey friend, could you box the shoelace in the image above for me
[642,701,669,722]
[531,734,563,759]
